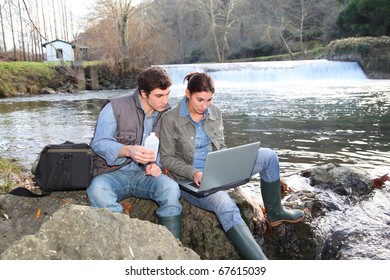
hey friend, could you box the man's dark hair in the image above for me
[138,66,172,96]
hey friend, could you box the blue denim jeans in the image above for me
[87,169,182,217]
[251,148,280,182]
[181,190,244,232]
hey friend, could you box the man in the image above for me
[87,66,182,238]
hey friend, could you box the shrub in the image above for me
[337,0,390,37]
[228,42,274,60]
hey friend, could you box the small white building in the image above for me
[42,39,75,62]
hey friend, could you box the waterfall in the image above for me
[161,59,368,85]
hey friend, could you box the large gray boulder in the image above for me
[1,204,199,260]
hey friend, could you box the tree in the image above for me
[257,0,295,57]
[195,0,242,62]
[92,0,141,72]
[77,0,349,64]
[78,0,181,70]
[0,3,7,55]
[8,0,18,60]
[17,0,26,61]
[337,0,390,37]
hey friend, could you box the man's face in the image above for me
[141,87,171,113]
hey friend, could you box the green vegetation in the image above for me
[83,60,104,67]
[227,42,275,61]
[0,157,23,195]
[337,0,390,37]
[229,47,326,63]
[0,62,61,98]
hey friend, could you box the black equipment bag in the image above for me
[31,141,94,193]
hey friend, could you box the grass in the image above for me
[0,157,24,195]
[0,61,59,97]
[0,61,55,79]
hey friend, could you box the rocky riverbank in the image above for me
[1,163,388,260]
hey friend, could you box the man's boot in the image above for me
[158,215,182,239]
[226,222,268,260]
[261,179,304,227]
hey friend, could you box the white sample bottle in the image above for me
[144,132,159,161]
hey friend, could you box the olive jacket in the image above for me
[160,97,226,181]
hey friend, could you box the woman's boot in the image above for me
[261,179,304,227]
[226,222,268,260]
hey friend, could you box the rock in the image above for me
[1,204,199,260]
[326,36,390,79]
[40,87,56,95]
[0,189,90,255]
[121,189,255,260]
[303,163,373,196]
[0,164,380,260]
[0,186,254,260]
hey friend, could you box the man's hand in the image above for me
[120,145,155,164]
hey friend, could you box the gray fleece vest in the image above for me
[92,91,169,177]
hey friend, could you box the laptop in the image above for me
[177,141,261,197]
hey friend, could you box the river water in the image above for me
[0,60,389,259]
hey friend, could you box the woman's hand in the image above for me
[145,163,162,177]
[192,171,203,187]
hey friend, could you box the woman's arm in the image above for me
[160,111,198,180]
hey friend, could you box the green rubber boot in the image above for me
[158,215,182,239]
[226,222,268,260]
[261,179,304,227]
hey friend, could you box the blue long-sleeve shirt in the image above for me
[91,99,159,171]
[179,97,212,171]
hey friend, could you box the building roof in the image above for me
[42,39,74,48]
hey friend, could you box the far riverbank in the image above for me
[1,36,389,99]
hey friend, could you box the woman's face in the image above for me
[186,89,214,115]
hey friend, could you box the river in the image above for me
[2,60,389,177]
[0,60,389,259]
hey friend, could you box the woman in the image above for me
[160,72,304,260]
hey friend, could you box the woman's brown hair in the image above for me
[184,72,215,94]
